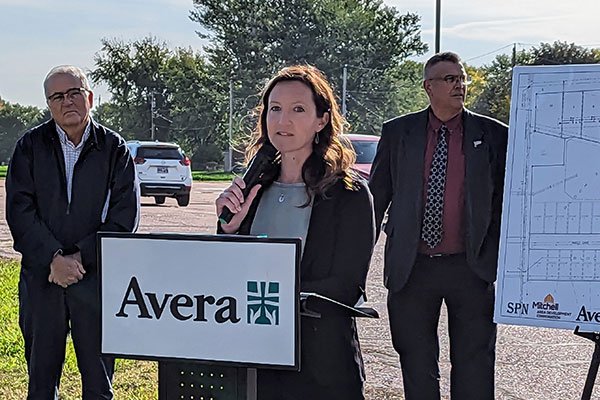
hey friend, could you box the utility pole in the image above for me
[150,91,156,141]
[512,42,517,67]
[435,0,441,53]
[342,64,348,117]
[227,77,233,172]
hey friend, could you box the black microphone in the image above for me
[218,143,278,224]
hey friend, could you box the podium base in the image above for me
[159,361,252,400]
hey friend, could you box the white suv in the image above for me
[127,141,192,206]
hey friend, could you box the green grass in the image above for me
[0,258,158,399]
[192,170,235,181]
[0,166,232,181]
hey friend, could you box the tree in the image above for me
[190,0,427,135]
[0,98,45,163]
[163,48,230,165]
[471,42,600,124]
[469,53,525,123]
[90,37,171,141]
[92,102,124,135]
[530,41,600,65]
[91,38,228,165]
[463,64,485,110]
[374,60,429,122]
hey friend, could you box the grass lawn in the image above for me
[0,166,233,182]
[192,170,235,181]
[0,258,158,399]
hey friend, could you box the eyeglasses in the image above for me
[47,87,88,104]
[427,75,472,85]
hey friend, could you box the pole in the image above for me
[582,344,600,400]
[512,42,517,67]
[342,64,348,117]
[151,92,156,141]
[435,0,441,53]
[228,78,233,172]
[574,326,600,400]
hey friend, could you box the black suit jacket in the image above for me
[228,177,375,391]
[369,108,508,293]
[238,177,375,313]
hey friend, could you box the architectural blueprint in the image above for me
[495,64,600,331]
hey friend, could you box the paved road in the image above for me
[1,181,598,399]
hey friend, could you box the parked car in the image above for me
[343,133,380,179]
[126,140,192,206]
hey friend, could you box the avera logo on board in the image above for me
[247,281,280,325]
[576,305,600,323]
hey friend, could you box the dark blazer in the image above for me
[6,119,139,275]
[234,176,375,396]
[369,108,508,293]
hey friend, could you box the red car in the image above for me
[343,133,380,179]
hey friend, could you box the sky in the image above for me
[1,0,599,109]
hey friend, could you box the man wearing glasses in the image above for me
[5,65,139,399]
[369,52,508,399]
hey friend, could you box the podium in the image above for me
[98,233,378,399]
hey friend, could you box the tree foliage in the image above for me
[470,53,526,124]
[90,37,171,141]
[89,2,428,165]
[472,41,600,124]
[529,41,600,65]
[191,0,428,134]
[0,98,46,163]
[90,38,228,165]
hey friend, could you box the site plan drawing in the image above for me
[495,64,600,331]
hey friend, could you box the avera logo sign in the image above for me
[247,281,279,325]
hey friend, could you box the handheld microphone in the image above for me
[218,143,278,224]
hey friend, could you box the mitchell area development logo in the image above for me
[247,281,280,325]
[533,294,559,311]
[532,294,571,320]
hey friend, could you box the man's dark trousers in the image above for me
[19,270,114,400]
[387,253,496,400]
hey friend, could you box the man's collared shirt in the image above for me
[419,110,466,255]
[55,120,91,204]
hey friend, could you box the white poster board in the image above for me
[495,64,600,331]
[99,233,300,369]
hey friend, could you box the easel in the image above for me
[574,326,600,400]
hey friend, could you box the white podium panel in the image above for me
[99,233,300,369]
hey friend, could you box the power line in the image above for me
[463,41,600,65]
[347,94,384,120]
[463,43,515,63]
[345,64,387,73]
